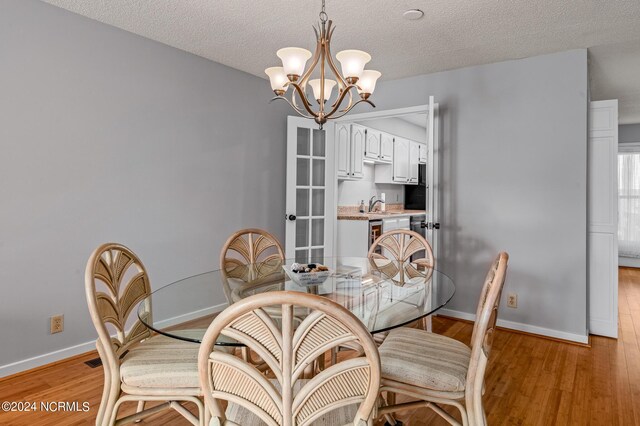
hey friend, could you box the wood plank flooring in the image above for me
[1,267,640,425]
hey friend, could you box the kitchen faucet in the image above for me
[369,195,382,212]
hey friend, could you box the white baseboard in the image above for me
[618,256,640,268]
[0,302,228,379]
[153,302,228,330]
[437,308,589,344]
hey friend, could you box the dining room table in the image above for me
[137,256,455,345]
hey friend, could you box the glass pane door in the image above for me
[285,117,335,262]
[294,128,326,263]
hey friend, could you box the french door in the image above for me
[285,116,335,262]
[588,100,618,338]
[425,96,440,257]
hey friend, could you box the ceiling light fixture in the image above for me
[265,0,381,129]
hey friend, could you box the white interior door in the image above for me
[425,96,440,258]
[588,100,619,338]
[285,116,335,262]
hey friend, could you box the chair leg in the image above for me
[95,371,114,425]
[109,398,127,426]
[135,401,145,423]
[101,384,121,425]
[96,343,119,426]
[379,392,402,426]
[455,402,469,426]
[422,315,432,332]
[204,405,212,426]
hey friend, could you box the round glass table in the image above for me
[137,257,455,345]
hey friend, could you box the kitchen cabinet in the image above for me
[336,123,365,180]
[382,216,410,232]
[418,143,427,164]
[393,138,410,183]
[409,141,419,183]
[339,122,420,184]
[350,124,365,179]
[374,137,419,185]
[379,132,394,163]
[336,220,369,257]
[336,123,350,178]
[337,215,412,257]
[364,128,380,161]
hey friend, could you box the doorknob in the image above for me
[286,214,297,221]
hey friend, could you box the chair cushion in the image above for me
[225,380,359,425]
[379,327,471,392]
[120,331,204,389]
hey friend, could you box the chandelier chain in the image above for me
[319,0,328,23]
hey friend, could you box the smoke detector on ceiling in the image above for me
[403,9,424,20]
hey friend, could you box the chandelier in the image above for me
[265,0,381,129]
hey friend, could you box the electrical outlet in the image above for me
[507,293,518,309]
[50,315,64,334]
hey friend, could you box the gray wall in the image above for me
[364,50,588,339]
[620,123,640,143]
[0,0,288,369]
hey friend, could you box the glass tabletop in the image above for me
[137,256,455,345]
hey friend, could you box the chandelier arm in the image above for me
[324,24,348,90]
[299,35,322,88]
[270,96,315,119]
[289,82,320,118]
[291,86,309,111]
[324,84,359,119]
[331,82,353,112]
[330,99,376,119]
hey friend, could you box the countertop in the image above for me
[337,209,426,221]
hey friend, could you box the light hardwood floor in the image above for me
[1,267,640,425]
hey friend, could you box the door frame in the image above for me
[332,102,440,257]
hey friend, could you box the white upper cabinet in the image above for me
[364,128,380,161]
[393,138,410,183]
[350,124,365,179]
[379,132,394,163]
[409,141,419,183]
[336,123,351,178]
[338,122,421,184]
[418,143,427,164]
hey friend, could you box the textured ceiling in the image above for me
[590,40,640,124]
[41,0,640,123]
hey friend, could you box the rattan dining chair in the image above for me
[219,229,288,368]
[368,229,435,336]
[377,252,509,426]
[197,291,381,426]
[368,229,435,285]
[85,243,203,426]
[219,228,285,294]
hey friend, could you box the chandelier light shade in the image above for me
[264,67,288,95]
[276,48,312,80]
[309,79,337,103]
[265,0,380,128]
[335,50,371,83]
[357,70,382,100]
